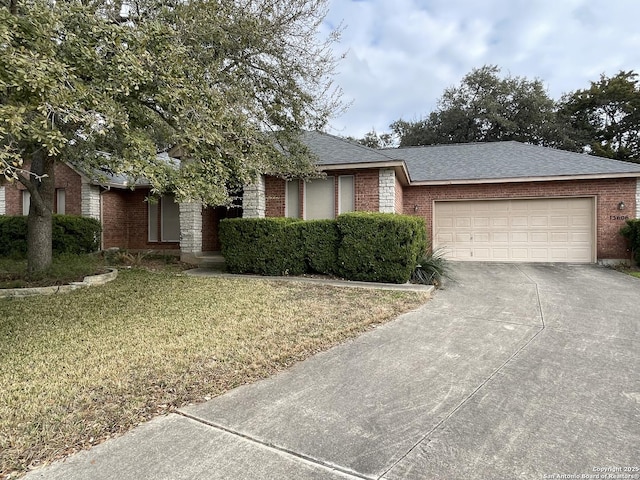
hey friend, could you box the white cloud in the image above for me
[323,0,640,138]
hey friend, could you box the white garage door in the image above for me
[433,198,595,263]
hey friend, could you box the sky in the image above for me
[321,0,640,139]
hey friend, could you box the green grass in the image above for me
[0,254,106,288]
[0,269,429,478]
[629,271,640,278]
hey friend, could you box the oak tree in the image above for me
[0,0,343,273]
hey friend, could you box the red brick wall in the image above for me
[102,189,179,251]
[202,206,242,251]
[395,176,404,214]
[354,170,379,212]
[265,170,381,219]
[265,177,286,217]
[402,178,637,261]
[3,161,82,215]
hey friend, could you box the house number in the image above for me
[610,215,629,221]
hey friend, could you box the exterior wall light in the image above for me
[618,201,626,210]
[414,204,419,212]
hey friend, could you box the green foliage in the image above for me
[52,215,102,255]
[0,215,27,258]
[295,219,340,275]
[391,65,559,147]
[620,219,640,265]
[558,71,640,163]
[220,214,427,283]
[0,215,100,257]
[219,218,305,276]
[1,0,343,273]
[412,247,450,287]
[337,212,427,284]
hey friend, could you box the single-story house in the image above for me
[2,131,640,264]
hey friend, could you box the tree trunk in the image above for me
[25,152,55,276]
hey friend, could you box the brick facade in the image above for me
[395,175,404,214]
[264,170,381,219]
[265,176,286,217]
[402,178,637,261]
[3,161,83,216]
[101,188,179,251]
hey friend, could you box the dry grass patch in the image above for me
[0,269,428,478]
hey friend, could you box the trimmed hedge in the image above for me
[337,212,427,283]
[219,217,305,276]
[296,220,339,275]
[0,215,28,258]
[620,218,640,265]
[0,215,101,257]
[220,213,428,284]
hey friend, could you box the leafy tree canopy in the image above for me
[0,0,344,273]
[558,70,640,162]
[389,65,558,147]
[346,129,396,149]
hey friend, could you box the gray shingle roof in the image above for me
[301,131,399,165]
[384,141,640,182]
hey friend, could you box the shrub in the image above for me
[412,247,450,287]
[295,220,339,275]
[0,215,101,257]
[620,218,640,265]
[336,212,427,284]
[0,215,28,258]
[52,215,102,254]
[219,217,305,276]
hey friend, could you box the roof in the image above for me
[385,141,640,183]
[301,131,399,166]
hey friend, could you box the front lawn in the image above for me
[0,269,428,478]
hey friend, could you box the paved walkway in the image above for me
[25,264,640,479]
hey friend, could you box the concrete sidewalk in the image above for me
[24,264,640,479]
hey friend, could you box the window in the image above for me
[22,190,30,216]
[304,178,335,220]
[338,175,355,214]
[161,195,180,242]
[148,200,159,242]
[286,180,300,218]
[148,194,180,243]
[56,189,66,214]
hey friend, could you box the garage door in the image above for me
[433,198,594,263]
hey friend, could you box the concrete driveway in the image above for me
[25,264,640,480]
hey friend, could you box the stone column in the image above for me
[243,175,266,218]
[81,181,101,220]
[179,201,203,263]
[378,168,396,213]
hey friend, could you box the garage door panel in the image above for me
[473,217,490,227]
[531,232,549,242]
[511,232,529,243]
[434,198,594,263]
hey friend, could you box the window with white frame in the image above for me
[304,178,335,219]
[148,194,180,242]
[286,180,300,218]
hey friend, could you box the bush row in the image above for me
[0,215,102,258]
[219,213,427,284]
